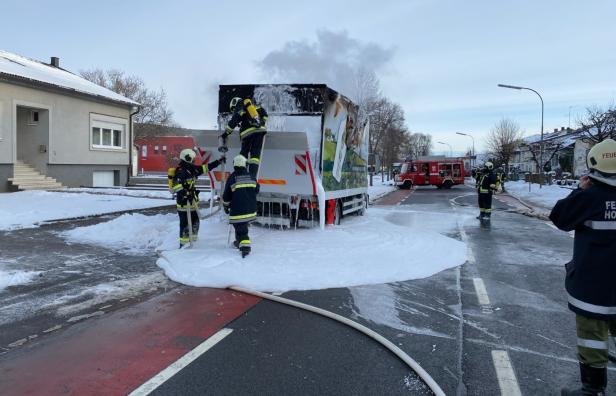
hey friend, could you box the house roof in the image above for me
[0,50,139,107]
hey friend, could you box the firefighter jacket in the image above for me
[172,159,222,209]
[223,106,268,140]
[477,171,498,194]
[222,168,259,223]
[549,181,616,319]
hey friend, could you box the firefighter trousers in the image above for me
[478,192,493,217]
[233,222,251,251]
[178,209,199,246]
[240,132,266,180]
[575,314,616,368]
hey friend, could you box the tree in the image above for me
[80,68,176,136]
[405,133,432,160]
[577,105,616,143]
[485,118,523,171]
[367,97,411,172]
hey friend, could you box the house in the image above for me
[510,127,581,175]
[0,50,139,192]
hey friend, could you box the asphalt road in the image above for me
[147,185,616,395]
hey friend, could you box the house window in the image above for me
[162,145,167,153]
[91,120,124,150]
[141,145,147,158]
[28,110,39,125]
[154,145,159,154]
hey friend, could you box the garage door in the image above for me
[93,171,115,187]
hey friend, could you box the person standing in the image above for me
[550,139,616,396]
[171,148,224,248]
[222,155,259,258]
[476,162,498,221]
[220,97,268,180]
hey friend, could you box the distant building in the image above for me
[0,50,139,191]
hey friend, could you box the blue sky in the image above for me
[2,0,615,154]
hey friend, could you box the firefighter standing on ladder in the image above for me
[170,148,225,248]
[220,97,268,181]
[550,139,616,396]
[476,161,499,221]
[223,155,259,258]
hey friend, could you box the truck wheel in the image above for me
[358,194,367,216]
[334,200,342,225]
[402,180,413,190]
[443,180,453,189]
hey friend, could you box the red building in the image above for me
[135,136,202,173]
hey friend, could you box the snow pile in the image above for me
[368,174,396,203]
[506,181,571,209]
[0,269,41,291]
[61,213,178,254]
[0,191,172,231]
[0,50,137,105]
[66,188,176,199]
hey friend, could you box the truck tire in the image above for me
[334,200,342,225]
[402,180,413,190]
[443,180,453,189]
[358,194,367,216]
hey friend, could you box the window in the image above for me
[91,119,125,150]
[162,145,167,153]
[28,110,39,125]
[141,145,147,157]
[154,145,159,154]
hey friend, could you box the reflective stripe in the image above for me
[231,183,257,192]
[202,164,207,173]
[179,237,190,243]
[229,212,257,223]
[584,220,616,230]
[177,204,198,210]
[568,293,616,315]
[172,184,183,192]
[479,188,490,193]
[239,239,251,247]
[249,157,260,164]
[577,338,609,350]
[223,201,230,207]
[240,127,265,138]
[226,126,233,131]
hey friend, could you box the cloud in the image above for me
[259,30,395,99]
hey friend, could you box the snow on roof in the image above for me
[0,50,138,106]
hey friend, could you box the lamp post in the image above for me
[437,141,452,157]
[498,83,544,186]
[456,132,475,170]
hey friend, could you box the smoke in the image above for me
[259,30,395,101]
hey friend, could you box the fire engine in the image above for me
[395,159,465,189]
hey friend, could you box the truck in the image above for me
[394,158,465,189]
[194,84,369,229]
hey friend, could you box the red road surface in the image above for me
[373,188,414,206]
[0,287,260,396]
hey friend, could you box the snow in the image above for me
[368,174,396,203]
[0,50,138,105]
[66,187,210,200]
[0,190,173,231]
[0,269,41,291]
[505,181,571,209]
[64,205,466,292]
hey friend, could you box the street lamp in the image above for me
[498,83,544,185]
[456,132,475,169]
[437,141,452,157]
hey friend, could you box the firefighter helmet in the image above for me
[179,148,196,163]
[233,154,247,168]
[587,138,616,186]
[484,161,494,170]
[229,97,242,112]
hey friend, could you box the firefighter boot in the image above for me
[561,364,606,396]
[240,246,251,258]
[233,240,240,249]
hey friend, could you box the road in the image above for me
[2,185,615,395]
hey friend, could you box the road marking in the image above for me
[491,350,522,396]
[128,328,233,396]
[472,278,491,306]
[544,221,575,238]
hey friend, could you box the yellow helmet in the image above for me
[587,138,616,186]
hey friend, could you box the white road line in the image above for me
[128,328,233,396]
[472,278,491,306]
[491,350,522,396]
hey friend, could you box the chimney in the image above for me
[561,127,565,131]
[50,57,60,68]
[554,128,558,132]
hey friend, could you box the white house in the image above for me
[0,50,139,192]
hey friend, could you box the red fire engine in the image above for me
[395,159,466,189]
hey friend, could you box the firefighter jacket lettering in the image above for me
[172,159,222,208]
[222,168,259,223]
[477,170,498,193]
[549,182,616,319]
[224,106,268,140]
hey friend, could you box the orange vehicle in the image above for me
[394,159,466,189]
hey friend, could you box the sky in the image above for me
[2,0,615,154]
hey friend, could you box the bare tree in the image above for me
[485,118,523,171]
[405,133,432,160]
[577,105,616,143]
[80,68,176,135]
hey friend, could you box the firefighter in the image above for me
[550,139,616,396]
[476,162,498,220]
[171,148,225,248]
[220,97,268,180]
[496,166,507,192]
[222,155,259,258]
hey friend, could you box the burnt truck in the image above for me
[195,84,369,229]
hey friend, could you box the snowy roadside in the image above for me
[504,181,571,211]
[0,190,174,231]
[368,174,396,203]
